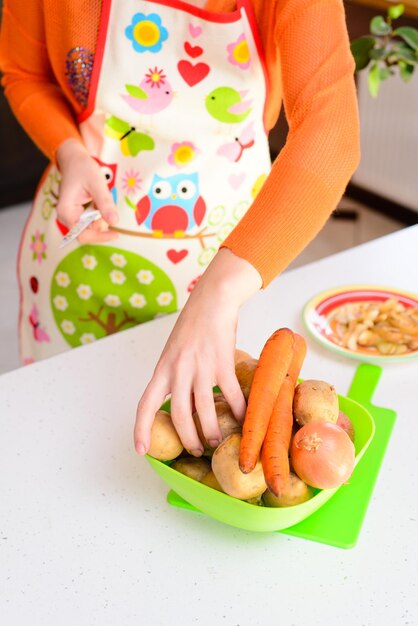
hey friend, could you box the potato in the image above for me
[201,470,224,492]
[212,433,267,500]
[235,358,258,401]
[234,348,252,365]
[171,457,211,482]
[193,401,242,457]
[246,495,264,506]
[148,410,183,461]
[293,379,339,426]
[262,472,314,507]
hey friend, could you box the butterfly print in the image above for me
[217,121,255,162]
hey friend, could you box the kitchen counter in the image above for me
[1,226,417,626]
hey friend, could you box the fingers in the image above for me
[134,355,246,458]
[170,371,203,456]
[56,194,83,230]
[78,218,119,244]
[134,376,170,456]
[56,152,119,232]
[193,376,222,449]
[89,173,119,226]
[218,363,247,424]
[78,229,119,244]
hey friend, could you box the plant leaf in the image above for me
[399,60,415,81]
[370,47,386,60]
[379,67,392,80]
[368,62,381,97]
[394,26,418,51]
[391,41,418,63]
[370,16,392,36]
[350,36,376,71]
[388,4,404,20]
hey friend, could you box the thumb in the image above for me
[90,172,119,226]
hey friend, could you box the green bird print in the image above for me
[205,87,253,124]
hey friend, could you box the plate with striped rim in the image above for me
[302,284,418,363]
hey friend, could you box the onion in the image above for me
[337,410,355,443]
[290,422,355,489]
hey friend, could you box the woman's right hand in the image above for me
[56,138,119,244]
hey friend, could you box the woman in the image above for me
[0,0,360,455]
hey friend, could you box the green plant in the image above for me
[350,3,418,96]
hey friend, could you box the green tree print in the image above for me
[51,245,177,347]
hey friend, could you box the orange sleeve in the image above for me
[0,0,82,163]
[221,0,361,287]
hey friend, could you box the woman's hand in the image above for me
[56,138,119,243]
[134,248,262,457]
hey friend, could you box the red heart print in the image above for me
[177,60,210,86]
[184,41,203,58]
[166,249,189,264]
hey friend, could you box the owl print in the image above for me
[135,173,206,236]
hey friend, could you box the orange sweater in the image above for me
[0,0,360,286]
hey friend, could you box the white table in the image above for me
[1,226,417,626]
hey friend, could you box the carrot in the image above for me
[287,334,307,387]
[261,334,307,496]
[239,328,295,474]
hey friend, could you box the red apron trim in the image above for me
[78,0,112,123]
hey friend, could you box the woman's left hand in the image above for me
[134,248,262,457]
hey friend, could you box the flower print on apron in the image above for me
[17,0,272,363]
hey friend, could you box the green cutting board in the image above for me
[167,364,396,549]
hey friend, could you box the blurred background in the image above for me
[0,0,417,374]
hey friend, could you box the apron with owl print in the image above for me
[17,0,272,363]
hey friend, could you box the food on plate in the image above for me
[337,410,355,442]
[234,358,258,402]
[240,328,295,474]
[261,333,307,497]
[262,472,314,507]
[234,348,253,365]
[293,379,339,426]
[193,401,242,457]
[171,456,211,482]
[201,470,224,492]
[212,433,267,500]
[148,409,183,461]
[329,298,418,355]
[290,421,355,489]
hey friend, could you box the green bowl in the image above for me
[146,392,375,533]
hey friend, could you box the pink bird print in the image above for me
[121,67,174,115]
[29,304,50,343]
[217,121,255,162]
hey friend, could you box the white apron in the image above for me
[17,0,271,363]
